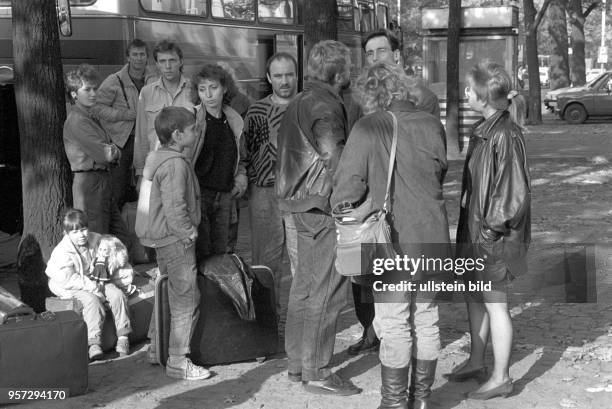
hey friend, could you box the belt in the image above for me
[73,169,108,173]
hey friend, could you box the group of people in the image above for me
[42,27,531,406]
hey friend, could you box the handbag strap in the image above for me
[115,74,130,110]
[383,111,398,212]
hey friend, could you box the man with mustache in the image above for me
[241,52,299,334]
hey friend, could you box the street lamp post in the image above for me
[601,0,607,69]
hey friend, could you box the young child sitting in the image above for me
[94,235,137,296]
[46,209,133,360]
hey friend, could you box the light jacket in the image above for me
[133,75,193,176]
[63,104,114,172]
[91,64,156,148]
[456,109,531,278]
[275,80,347,213]
[187,104,247,193]
[140,148,201,248]
[46,233,101,298]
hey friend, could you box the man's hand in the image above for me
[231,184,246,198]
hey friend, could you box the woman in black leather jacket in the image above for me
[445,61,531,401]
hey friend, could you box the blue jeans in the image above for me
[285,211,349,381]
[148,240,200,357]
[196,188,233,262]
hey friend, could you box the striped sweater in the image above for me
[242,95,290,187]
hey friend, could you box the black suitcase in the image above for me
[154,258,279,366]
[0,310,88,396]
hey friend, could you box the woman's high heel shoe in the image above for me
[466,379,513,400]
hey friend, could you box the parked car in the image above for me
[556,71,612,124]
[586,68,605,82]
[544,71,609,113]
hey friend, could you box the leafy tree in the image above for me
[567,0,600,85]
[547,0,571,89]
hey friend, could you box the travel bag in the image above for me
[154,254,279,366]
[0,310,88,396]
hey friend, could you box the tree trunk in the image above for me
[547,0,571,89]
[446,0,461,158]
[303,0,338,60]
[524,0,546,124]
[568,0,586,85]
[12,0,72,310]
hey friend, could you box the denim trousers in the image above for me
[373,292,441,368]
[196,188,233,262]
[110,134,135,209]
[285,211,349,381]
[65,283,131,346]
[248,185,297,309]
[148,240,200,357]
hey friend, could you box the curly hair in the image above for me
[355,62,415,114]
[191,63,237,106]
[307,40,350,84]
[65,64,100,105]
[97,235,129,273]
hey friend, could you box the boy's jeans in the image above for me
[284,211,348,381]
[148,240,200,357]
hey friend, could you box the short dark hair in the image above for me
[153,40,183,62]
[126,38,149,57]
[154,106,195,146]
[265,52,298,76]
[362,29,400,51]
[191,64,237,106]
[65,64,100,104]
[63,208,88,232]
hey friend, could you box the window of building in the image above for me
[258,0,294,24]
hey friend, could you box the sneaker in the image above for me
[166,357,211,380]
[147,343,158,365]
[116,337,130,357]
[89,344,104,361]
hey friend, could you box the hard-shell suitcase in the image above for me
[0,310,88,396]
[154,260,279,366]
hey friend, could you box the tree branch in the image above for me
[584,1,601,18]
[532,0,552,34]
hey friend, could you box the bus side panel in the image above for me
[135,20,281,99]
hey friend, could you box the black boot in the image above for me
[408,358,437,409]
[379,365,409,409]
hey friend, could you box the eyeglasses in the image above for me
[365,47,390,59]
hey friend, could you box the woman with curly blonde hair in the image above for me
[331,62,451,409]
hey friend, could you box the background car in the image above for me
[545,71,609,113]
[556,71,612,124]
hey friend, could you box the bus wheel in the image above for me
[564,103,587,124]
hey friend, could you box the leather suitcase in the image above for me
[45,275,155,352]
[0,310,88,396]
[155,264,279,366]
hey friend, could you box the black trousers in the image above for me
[352,281,376,339]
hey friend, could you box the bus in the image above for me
[0,0,389,233]
[0,0,389,99]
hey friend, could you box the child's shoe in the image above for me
[166,357,211,380]
[89,344,104,361]
[116,336,130,357]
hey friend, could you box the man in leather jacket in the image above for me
[275,40,361,396]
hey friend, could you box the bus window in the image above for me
[140,0,207,16]
[258,0,294,24]
[0,0,96,4]
[211,0,254,21]
[338,0,360,31]
[338,0,353,18]
[376,4,387,28]
[359,1,374,32]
